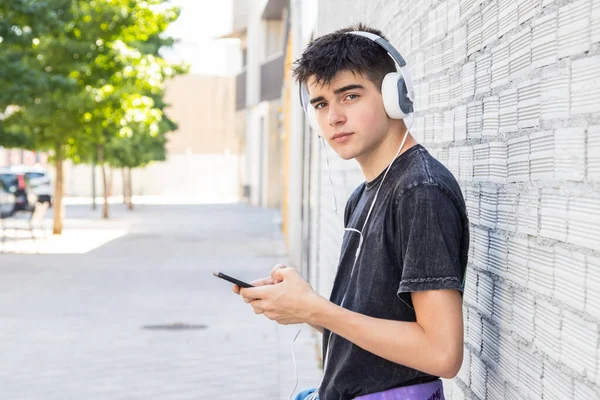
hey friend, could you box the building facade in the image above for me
[227,0,286,209]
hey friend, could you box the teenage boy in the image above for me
[234,23,469,400]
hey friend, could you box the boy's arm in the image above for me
[239,268,463,377]
[309,288,463,378]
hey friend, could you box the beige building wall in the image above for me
[165,74,238,155]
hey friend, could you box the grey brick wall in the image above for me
[308,0,600,398]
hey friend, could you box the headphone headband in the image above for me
[345,31,407,67]
[345,31,414,103]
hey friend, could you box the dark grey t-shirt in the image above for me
[319,144,469,400]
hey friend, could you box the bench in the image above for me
[1,201,50,253]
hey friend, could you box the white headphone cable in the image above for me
[289,324,304,400]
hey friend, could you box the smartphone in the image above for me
[212,270,254,288]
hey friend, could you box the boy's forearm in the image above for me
[308,298,459,378]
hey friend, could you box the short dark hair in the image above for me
[292,23,396,90]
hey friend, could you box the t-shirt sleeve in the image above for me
[395,184,465,295]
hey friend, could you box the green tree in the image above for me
[2,0,185,232]
[72,2,185,219]
[0,0,72,146]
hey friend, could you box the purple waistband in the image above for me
[354,379,444,400]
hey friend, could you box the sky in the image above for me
[161,0,242,76]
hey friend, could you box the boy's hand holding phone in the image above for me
[237,264,325,325]
[231,263,287,295]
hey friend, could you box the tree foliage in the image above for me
[0,0,187,231]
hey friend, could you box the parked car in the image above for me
[19,166,52,205]
[0,168,39,213]
[0,179,16,217]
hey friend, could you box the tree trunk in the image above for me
[127,167,133,210]
[97,145,109,219]
[91,161,97,210]
[107,168,113,197]
[52,143,64,235]
[122,168,127,204]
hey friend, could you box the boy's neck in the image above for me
[357,122,417,182]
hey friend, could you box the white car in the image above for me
[0,165,52,206]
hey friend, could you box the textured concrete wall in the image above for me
[310,0,600,398]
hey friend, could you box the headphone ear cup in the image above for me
[381,73,412,119]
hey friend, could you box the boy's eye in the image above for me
[315,102,327,110]
[346,94,359,100]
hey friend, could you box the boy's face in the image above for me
[306,70,390,162]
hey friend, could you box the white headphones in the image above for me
[299,31,415,133]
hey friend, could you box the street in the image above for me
[0,200,322,399]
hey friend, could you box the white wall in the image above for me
[246,102,270,206]
[311,0,600,398]
[59,153,240,202]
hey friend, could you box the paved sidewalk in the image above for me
[0,201,322,399]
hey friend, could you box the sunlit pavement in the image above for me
[0,198,322,399]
